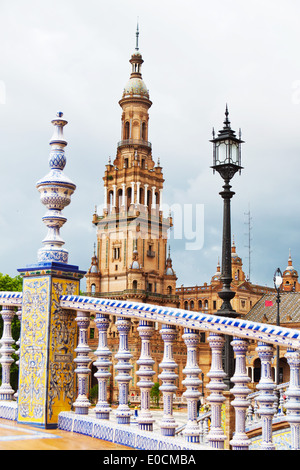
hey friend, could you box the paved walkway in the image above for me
[0,418,130,450]
[0,409,192,450]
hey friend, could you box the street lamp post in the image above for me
[274,268,283,386]
[211,106,244,389]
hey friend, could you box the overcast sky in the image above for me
[1,0,300,290]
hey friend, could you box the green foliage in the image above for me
[89,384,98,404]
[150,382,161,407]
[0,273,23,292]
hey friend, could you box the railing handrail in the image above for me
[117,138,152,149]
[0,291,23,306]
[175,410,211,435]
[1,291,299,350]
[58,294,300,350]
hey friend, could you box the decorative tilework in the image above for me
[57,412,208,450]
[17,276,79,427]
[47,278,78,424]
[250,428,291,450]
[18,276,50,425]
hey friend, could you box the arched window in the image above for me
[127,187,132,210]
[142,122,146,140]
[133,280,138,290]
[198,300,202,310]
[118,188,123,210]
[124,121,130,139]
[167,285,172,295]
[139,186,144,205]
[147,190,151,210]
[190,300,194,310]
[108,191,113,213]
[184,301,189,310]
[91,284,96,294]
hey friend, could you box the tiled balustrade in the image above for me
[1,291,300,450]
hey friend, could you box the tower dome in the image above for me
[123,75,149,99]
[165,246,176,276]
[211,258,221,283]
[283,250,299,291]
[121,24,150,101]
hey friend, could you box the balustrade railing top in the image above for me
[1,291,299,350]
[0,292,23,307]
[59,294,300,350]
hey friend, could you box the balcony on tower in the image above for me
[117,138,152,150]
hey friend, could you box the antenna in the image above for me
[244,205,252,281]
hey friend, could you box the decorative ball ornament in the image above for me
[36,112,76,264]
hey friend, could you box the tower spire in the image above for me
[135,19,139,51]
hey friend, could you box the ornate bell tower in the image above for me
[87,26,178,307]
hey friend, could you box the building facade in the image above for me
[176,239,274,317]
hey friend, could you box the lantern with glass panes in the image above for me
[211,105,243,181]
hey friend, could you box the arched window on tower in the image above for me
[132,280,138,290]
[124,121,130,140]
[118,188,123,211]
[132,121,139,140]
[147,190,151,211]
[108,191,113,213]
[142,122,146,140]
[127,187,132,211]
[155,192,159,211]
[139,186,144,205]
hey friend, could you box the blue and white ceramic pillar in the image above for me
[14,306,22,400]
[94,313,112,420]
[285,348,300,450]
[206,332,227,449]
[182,327,201,443]
[73,310,92,415]
[158,324,178,436]
[256,341,276,450]
[230,337,251,450]
[17,112,85,428]
[115,317,133,424]
[136,320,155,431]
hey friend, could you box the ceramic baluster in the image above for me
[115,317,133,424]
[256,341,276,450]
[158,324,178,436]
[285,348,300,450]
[230,337,251,450]
[182,327,201,443]
[136,320,155,431]
[94,313,112,419]
[73,310,91,414]
[206,332,227,449]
